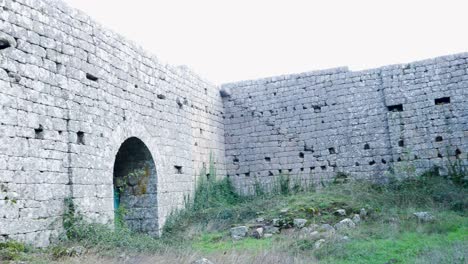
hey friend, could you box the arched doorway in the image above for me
[113,137,158,235]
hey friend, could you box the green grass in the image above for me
[317,212,468,263]
[338,232,465,264]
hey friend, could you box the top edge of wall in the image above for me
[222,52,468,88]
[221,67,350,89]
[36,0,216,87]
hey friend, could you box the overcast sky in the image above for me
[63,0,468,84]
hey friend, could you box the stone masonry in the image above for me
[222,57,467,194]
[0,0,226,246]
[0,0,467,247]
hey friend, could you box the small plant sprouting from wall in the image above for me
[189,152,241,211]
[253,177,266,197]
[276,173,291,195]
[63,197,82,240]
[447,156,467,187]
[333,172,350,184]
[114,206,128,229]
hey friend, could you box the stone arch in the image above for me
[113,137,158,235]
[106,121,166,236]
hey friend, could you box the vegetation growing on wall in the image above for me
[114,166,150,196]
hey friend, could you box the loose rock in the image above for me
[192,258,214,264]
[360,208,367,218]
[318,224,336,239]
[66,246,85,256]
[315,239,326,249]
[293,218,307,228]
[264,225,280,234]
[339,235,350,242]
[352,214,361,224]
[309,231,320,241]
[230,226,249,239]
[334,209,346,216]
[252,227,264,239]
[413,212,434,222]
[319,224,335,232]
[334,218,356,231]
[308,224,319,231]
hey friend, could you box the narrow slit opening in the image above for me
[86,73,98,82]
[434,97,450,105]
[387,104,403,112]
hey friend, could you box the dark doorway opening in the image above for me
[113,137,158,236]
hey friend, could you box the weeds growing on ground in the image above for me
[0,241,29,261]
[8,157,466,263]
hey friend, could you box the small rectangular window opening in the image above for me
[387,104,403,112]
[434,97,450,105]
[398,139,404,147]
[77,131,85,145]
[174,165,183,174]
[35,125,44,139]
[86,73,98,82]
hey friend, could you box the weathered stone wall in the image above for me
[0,0,226,246]
[1,0,467,248]
[222,54,468,194]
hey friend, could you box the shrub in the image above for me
[0,241,27,261]
[447,157,467,187]
[190,153,241,211]
[276,173,291,195]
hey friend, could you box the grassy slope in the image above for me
[182,171,467,264]
[183,189,467,264]
[1,170,467,264]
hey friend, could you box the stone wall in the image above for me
[222,54,468,194]
[0,0,226,246]
[1,0,467,248]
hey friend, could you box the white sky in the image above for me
[63,0,468,84]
